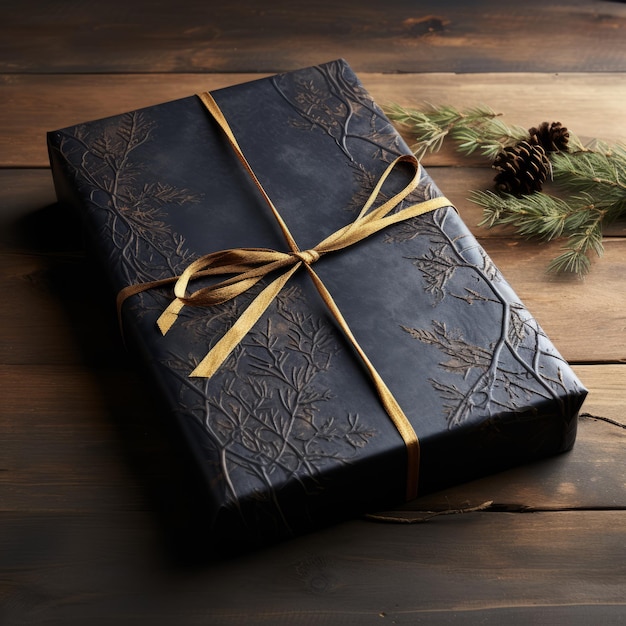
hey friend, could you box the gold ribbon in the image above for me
[117,91,452,500]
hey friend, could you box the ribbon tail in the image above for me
[157,297,185,335]
[190,264,301,378]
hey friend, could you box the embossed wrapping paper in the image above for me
[48,60,587,546]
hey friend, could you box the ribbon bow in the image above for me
[117,91,452,500]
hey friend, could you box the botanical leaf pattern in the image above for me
[163,287,376,533]
[52,111,198,286]
[395,208,573,428]
[402,321,493,377]
[273,63,404,165]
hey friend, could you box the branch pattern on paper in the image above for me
[51,60,584,538]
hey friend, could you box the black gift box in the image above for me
[48,59,586,546]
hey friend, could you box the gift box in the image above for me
[48,59,586,546]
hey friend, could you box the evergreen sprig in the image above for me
[472,145,626,275]
[471,189,608,275]
[553,143,626,198]
[386,102,626,276]
[385,103,528,159]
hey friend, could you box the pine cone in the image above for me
[528,121,569,153]
[493,140,550,195]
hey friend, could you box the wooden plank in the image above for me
[0,251,124,366]
[1,362,624,512]
[2,233,624,366]
[475,238,626,363]
[2,0,625,73]
[3,72,626,168]
[572,364,626,424]
[3,169,625,251]
[8,173,626,367]
[0,510,625,625]
[402,365,626,514]
[0,363,170,512]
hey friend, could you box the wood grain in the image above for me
[2,236,624,367]
[3,169,625,250]
[1,363,624,514]
[1,510,625,625]
[4,72,626,168]
[572,364,626,423]
[2,0,625,73]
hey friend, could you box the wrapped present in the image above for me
[48,59,586,547]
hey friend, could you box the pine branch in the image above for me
[451,117,528,159]
[547,208,606,276]
[552,145,626,202]
[385,103,526,159]
[387,102,625,276]
[473,144,626,275]
[474,190,573,241]
[472,190,610,275]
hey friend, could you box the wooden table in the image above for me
[2,2,625,624]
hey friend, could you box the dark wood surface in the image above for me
[1,2,625,624]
